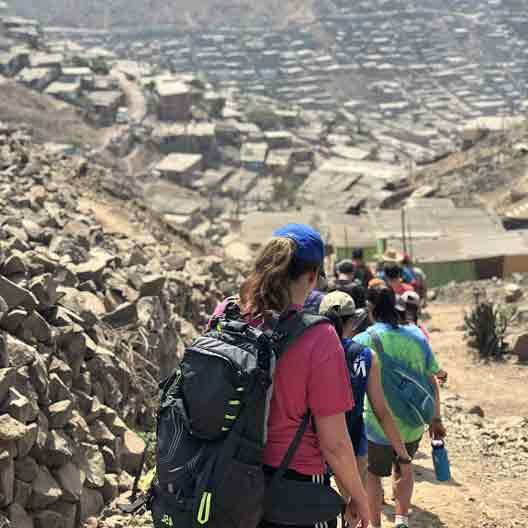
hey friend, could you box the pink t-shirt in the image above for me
[211,301,354,475]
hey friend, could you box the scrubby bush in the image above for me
[464,290,516,361]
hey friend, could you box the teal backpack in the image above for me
[368,329,435,428]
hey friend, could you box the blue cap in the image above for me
[273,224,325,264]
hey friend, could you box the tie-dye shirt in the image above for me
[353,322,440,444]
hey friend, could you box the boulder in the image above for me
[101,445,120,474]
[102,412,127,438]
[1,254,27,277]
[53,463,83,503]
[41,430,73,468]
[79,487,104,521]
[0,276,37,311]
[7,503,33,528]
[33,510,65,528]
[4,388,36,423]
[48,358,72,388]
[64,411,90,444]
[48,502,77,528]
[0,310,26,334]
[28,356,49,402]
[70,249,115,284]
[22,218,44,241]
[513,333,528,363]
[117,471,133,494]
[0,415,28,442]
[90,419,116,447]
[13,479,32,508]
[58,288,106,327]
[28,274,59,308]
[29,466,62,509]
[0,368,16,404]
[32,412,49,452]
[59,333,86,379]
[101,474,119,503]
[5,336,36,368]
[504,283,523,303]
[14,457,39,483]
[20,312,52,344]
[11,369,39,420]
[79,443,105,489]
[101,302,138,329]
[139,274,166,298]
[17,423,38,458]
[47,401,73,429]
[0,450,15,507]
[120,429,146,476]
[49,375,71,404]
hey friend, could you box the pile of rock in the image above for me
[0,123,241,528]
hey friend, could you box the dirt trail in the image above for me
[385,303,528,528]
[112,68,147,122]
[78,196,138,237]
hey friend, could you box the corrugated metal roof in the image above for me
[372,207,504,239]
[388,231,528,263]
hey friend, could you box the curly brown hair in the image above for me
[240,237,320,316]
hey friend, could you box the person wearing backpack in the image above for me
[318,291,411,489]
[353,286,446,528]
[211,224,369,528]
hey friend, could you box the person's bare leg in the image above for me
[393,464,414,518]
[367,471,383,527]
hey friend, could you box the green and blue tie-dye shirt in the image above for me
[353,323,440,445]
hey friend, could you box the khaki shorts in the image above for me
[367,439,421,477]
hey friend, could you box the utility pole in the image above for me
[401,207,408,255]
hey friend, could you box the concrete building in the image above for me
[0,50,27,76]
[16,67,58,91]
[45,81,81,104]
[85,91,124,127]
[155,80,193,121]
[155,153,203,185]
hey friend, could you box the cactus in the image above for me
[464,289,516,361]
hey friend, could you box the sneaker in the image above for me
[394,524,409,528]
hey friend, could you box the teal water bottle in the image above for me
[431,440,451,482]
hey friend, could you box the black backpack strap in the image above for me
[273,312,329,358]
[271,412,312,483]
[263,312,328,477]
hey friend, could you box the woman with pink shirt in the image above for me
[213,224,369,528]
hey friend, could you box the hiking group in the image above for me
[146,224,447,528]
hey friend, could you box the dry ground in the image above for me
[0,79,105,147]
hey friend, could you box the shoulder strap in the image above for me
[273,312,329,358]
[271,412,312,484]
[367,328,387,361]
[267,313,328,480]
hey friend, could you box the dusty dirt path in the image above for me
[112,68,147,122]
[78,196,138,237]
[383,303,528,528]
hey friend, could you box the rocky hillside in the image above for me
[9,0,316,29]
[0,123,241,528]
